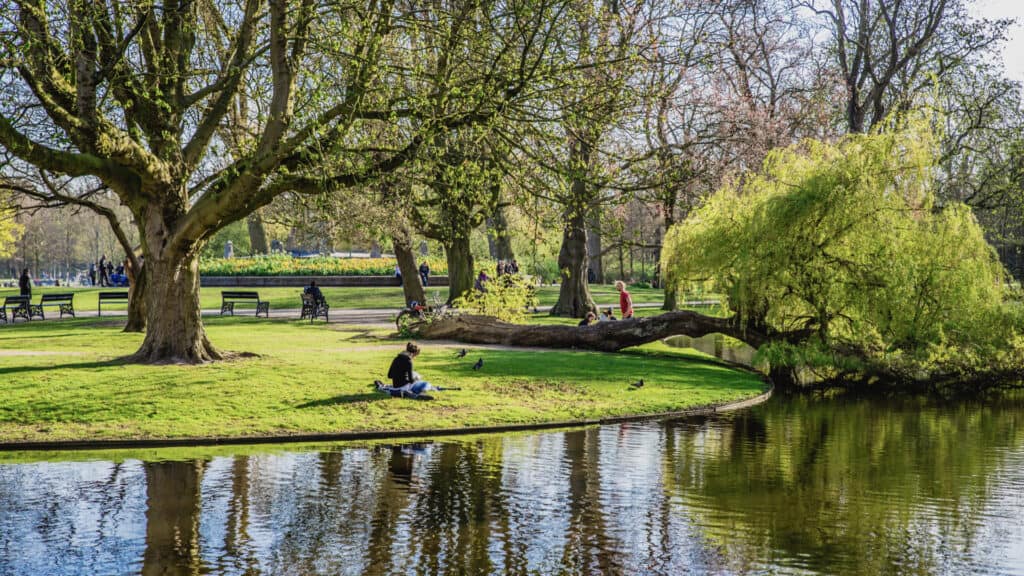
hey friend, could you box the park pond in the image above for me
[1,392,1023,575]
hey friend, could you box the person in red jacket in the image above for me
[615,280,634,319]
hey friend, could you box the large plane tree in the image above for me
[0,0,568,362]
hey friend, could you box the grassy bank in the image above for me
[0,317,763,444]
[0,284,667,312]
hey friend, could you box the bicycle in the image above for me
[395,292,453,333]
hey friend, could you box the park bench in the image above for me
[97,291,129,316]
[33,293,76,320]
[300,292,329,323]
[221,291,269,318]
[1,296,31,323]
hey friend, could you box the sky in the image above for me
[975,0,1024,84]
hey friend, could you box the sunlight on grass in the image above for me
[0,317,764,443]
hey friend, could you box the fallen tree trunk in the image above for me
[417,311,773,352]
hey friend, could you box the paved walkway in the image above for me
[20,301,719,326]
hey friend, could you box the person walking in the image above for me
[18,268,31,298]
[615,280,634,319]
[88,262,96,286]
[419,261,430,287]
[98,255,108,286]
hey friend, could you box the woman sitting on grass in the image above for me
[376,342,455,400]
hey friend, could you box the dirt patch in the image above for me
[489,379,583,395]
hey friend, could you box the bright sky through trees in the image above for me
[976,0,1024,85]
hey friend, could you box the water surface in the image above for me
[2,393,1023,575]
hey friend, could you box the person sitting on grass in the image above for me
[578,311,596,327]
[376,342,455,400]
[600,307,617,321]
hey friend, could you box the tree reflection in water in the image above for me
[2,393,1023,575]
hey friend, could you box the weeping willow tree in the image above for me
[662,119,1024,390]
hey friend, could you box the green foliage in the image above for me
[662,119,1022,378]
[202,221,251,259]
[0,202,22,258]
[452,274,538,323]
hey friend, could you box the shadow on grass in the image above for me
[295,391,382,408]
[0,358,130,376]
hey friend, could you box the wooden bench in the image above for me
[1,296,31,323]
[300,293,329,323]
[221,291,269,318]
[34,293,75,319]
[97,291,129,316]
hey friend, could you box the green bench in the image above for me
[33,293,75,319]
[221,291,269,318]
[97,291,129,316]
[1,296,31,323]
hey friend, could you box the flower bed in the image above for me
[199,255,452,276]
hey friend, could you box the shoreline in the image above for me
[0,388,772,452]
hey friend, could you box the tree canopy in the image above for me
[662,119,1024,389]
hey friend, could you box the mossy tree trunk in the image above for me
[130,249,219,363]
[551,137,596,317]
[246,211,269,254]
[393,227,425,306]
[445,235,475,304]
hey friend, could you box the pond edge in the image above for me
[0,388,773,452]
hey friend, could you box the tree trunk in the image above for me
[417,312,771,352]
[586,210,602,284]
[392,228,425,306]
[246,211,269,254]
[550,201,594,317]
[486,204,515,261]
[662,282,679,311]
[445,235,474,303]
[125,263,147,332]
[129,247,220,364]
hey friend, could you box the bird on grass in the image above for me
[630,379,644,389]
[456,348,467,358]
[473,358,484,371]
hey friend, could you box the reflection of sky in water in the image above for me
[1,394,1023,575]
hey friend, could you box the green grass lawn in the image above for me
[0,316,764,443]
[0,284,668,312]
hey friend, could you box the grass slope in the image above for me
[0,317,763,443]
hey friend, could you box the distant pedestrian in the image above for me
[88,263,96,286]
[615,280,634,319]
[98,255,109,286]
[224,239,234,259]
[419,261,430,287]
[18,268,31,298]
[106,260,114,283]
[395,264,402,282]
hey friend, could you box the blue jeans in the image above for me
[383,381,431,397]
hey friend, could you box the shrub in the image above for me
[452,274,537,323]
